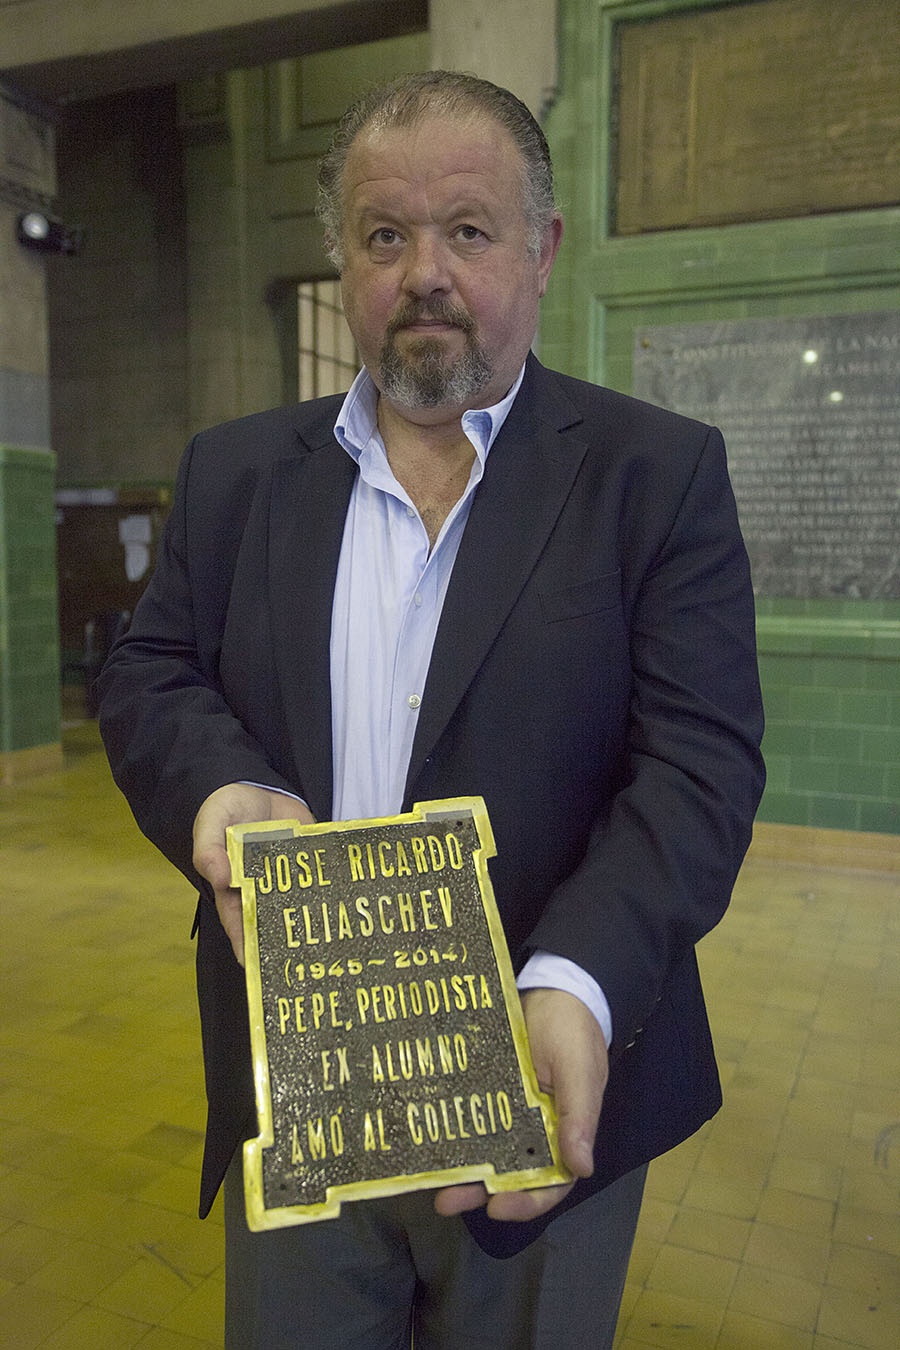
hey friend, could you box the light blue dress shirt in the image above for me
[328,367,613,1048]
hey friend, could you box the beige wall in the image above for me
[431,0,558,118]
[0,0,430,102]
[35,2,560,482]
[0,0,346,63]
[48,89,188,484]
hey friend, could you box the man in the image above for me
[99,71,765,1349]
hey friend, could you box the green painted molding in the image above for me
[543,0,900,383]
[0,445,56,468]
[756,616,900,659]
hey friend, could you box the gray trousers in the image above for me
[223,1153,646,1349]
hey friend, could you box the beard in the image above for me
[377,298,493,410]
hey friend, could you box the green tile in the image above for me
[834,763,887,798]
[756,790,810,826]
[858,801,900,835]
[808,795,860,830]
[1,447,61,756]
[871,631,900,660]
[801,597,861,620]
[865,660,900,692]
[810,726,862,761]
[810,630,875,656]
[811,656,869,689]
[861,727,900,766]
[790,759,840,794]
[761,655,815,687]
[840,691,891,727]
[757,655,789,685]
[883,765,900,802]
[788,688,842,721]
[760,687,791,719]
[760,753,790,791]
[761,723,814,757]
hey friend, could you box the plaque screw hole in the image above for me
[526,1147,535,1155]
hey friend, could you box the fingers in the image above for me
[522,988,608,1181]
[433,1178,574,1222]
[434,989,609,1224]
[192,783,313,967]
[433,1182,488,1216]
[215,889,246,967]
[484,1179,574,1222]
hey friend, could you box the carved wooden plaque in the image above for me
[615,0,900,234]
[228,797,568,1230]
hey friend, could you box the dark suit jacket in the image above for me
[99,356,764,1257]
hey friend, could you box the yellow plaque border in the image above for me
[227,796,569,1230]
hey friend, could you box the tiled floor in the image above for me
[1,712,898,1348]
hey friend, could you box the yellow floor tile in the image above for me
[666,1207,751,1261]
[754,1187,836,1237]
[825,1242,900,1300]
[0,1223,69,1284]
[13,1183,128,1243]
[647,1242,740,1304]
[134,1330,221,1349]
[816,1285,900,1350]
[21,1237,138,1302]
[728,1264,822,1333]
[635,1197,677,1245]
[768,1155,844,1203]
[831,1206,900,1259]
[4,719,900,1349]
[680,1172,764,1221]
[159,1275,225,1343]
[0,1284,82,1350]
[743,1222,831,1285]
[94,1254,201,1325]
[716,1310,814,1349]
[623,1288,724,1349]
[0,1172,68,1226]
[624,1235,661,1285]
[813,1337,881,1350]
[36,1306,150,1350]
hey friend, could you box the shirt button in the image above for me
[407,694,422,709]
[413,592,423,607]
[406,505,416,518]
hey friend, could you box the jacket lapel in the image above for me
[405,359,588,798]
[266,409,356,820]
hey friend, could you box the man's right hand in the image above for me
[192,783,314,966]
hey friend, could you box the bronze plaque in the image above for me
[615,0,900,234]
[227,797,568,1230]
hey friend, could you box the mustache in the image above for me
[386,298,475,338]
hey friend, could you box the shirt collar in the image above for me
[334,364,527,467]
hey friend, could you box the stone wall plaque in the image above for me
[632,311,900,600]
[227,797,568,1231]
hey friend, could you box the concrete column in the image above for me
[0,84,62,781]
[429,0,558,118]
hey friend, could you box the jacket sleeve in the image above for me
[97,433,301,886]
[525,426,765,1054]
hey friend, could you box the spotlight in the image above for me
[16,211,84,255]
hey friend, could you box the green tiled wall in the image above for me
[0,446,60,752]
[755,603,900,834]
[542,0,900,835]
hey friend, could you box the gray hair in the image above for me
[316,70,558,270]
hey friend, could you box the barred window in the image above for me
[298,280,359,399]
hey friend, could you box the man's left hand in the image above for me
[433,988,609,1222]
